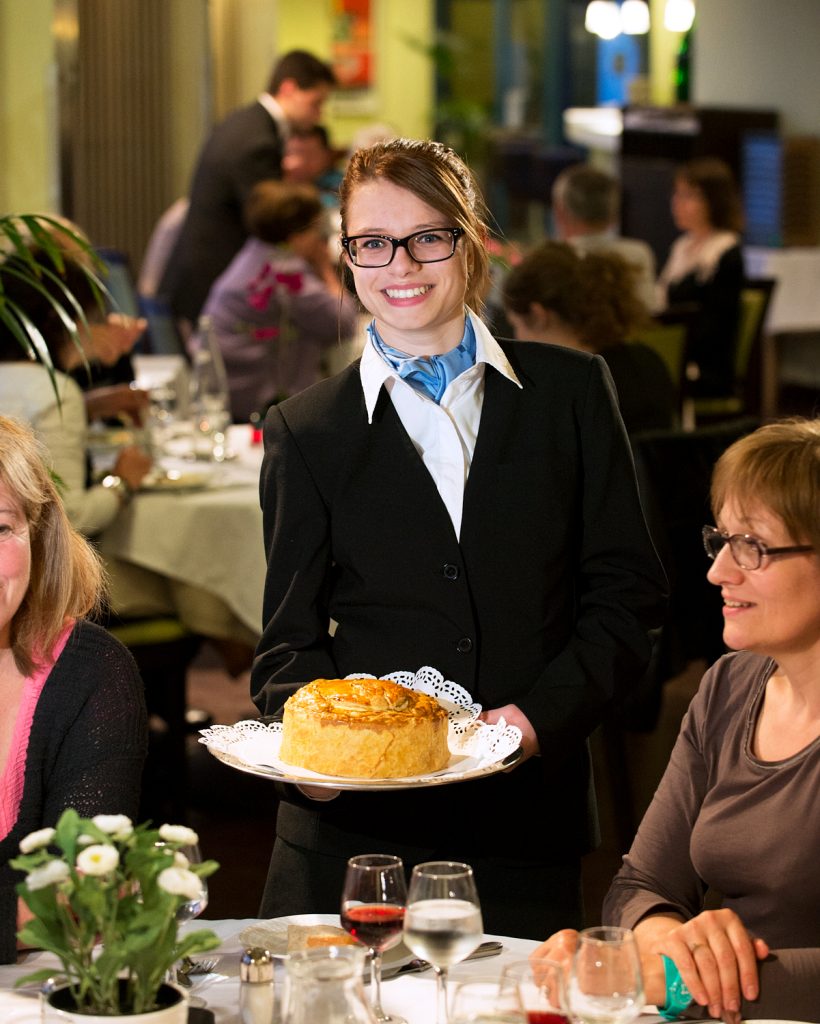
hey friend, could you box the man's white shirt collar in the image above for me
[257,93,289,140]
[359,309,521,423]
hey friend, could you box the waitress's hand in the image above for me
[652,909,768,1024]
[479,704,539,762]
[296,784,341,802]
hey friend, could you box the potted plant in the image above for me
[11,808,219,1020]
[0,213,108,399]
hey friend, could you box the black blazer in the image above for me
[159,101,283,324]
[251,340,667,859]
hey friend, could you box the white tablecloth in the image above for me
[96,427,266,640]
[0,916,672,1023]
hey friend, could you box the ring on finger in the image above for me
[688,942,705,954]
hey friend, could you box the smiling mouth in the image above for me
[724,600,753,608]
[383,285,433,299]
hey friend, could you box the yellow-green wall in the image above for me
[212,0,435,150]
[0,0,56,213]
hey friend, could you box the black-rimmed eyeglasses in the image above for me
[341,227,465,268]
[702,525,813,570]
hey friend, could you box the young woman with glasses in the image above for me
[250,138,666,938]
[533,418,820,1021]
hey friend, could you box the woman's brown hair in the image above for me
[677,157,744,233]
[502,241,649,350]
[0,416,105,674]
[339,138,491,313]
[711,417,820,552]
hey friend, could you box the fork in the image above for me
[176,957,219,987]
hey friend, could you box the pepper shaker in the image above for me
[240,946,275,1024]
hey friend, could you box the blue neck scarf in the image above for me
[369,318,477,403]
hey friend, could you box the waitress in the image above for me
[251,138,667,938]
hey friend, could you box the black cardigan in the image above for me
[0,621,147,963]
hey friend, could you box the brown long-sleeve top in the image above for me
[604,651,820,1018]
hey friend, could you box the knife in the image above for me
[380,940,504,981]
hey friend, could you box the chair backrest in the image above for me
[734,277,776,382]
[630,321,687,392]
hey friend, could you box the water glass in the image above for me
[403,861,483,1024]
[568,926,643,1024]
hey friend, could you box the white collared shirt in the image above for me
[359,310,521,537]
[256,93,289,141]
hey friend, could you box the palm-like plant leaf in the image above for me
[0,213,110,399]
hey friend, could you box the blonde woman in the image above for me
[0,416,147,963]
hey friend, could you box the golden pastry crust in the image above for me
[280,677,450,778]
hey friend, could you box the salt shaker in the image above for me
[240,946,275,1024]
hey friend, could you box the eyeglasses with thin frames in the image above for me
[341,227,464,268]
[702,525,813,570]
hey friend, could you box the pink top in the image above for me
[0,623,74,840]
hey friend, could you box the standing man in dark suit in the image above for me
[159,50,336,330]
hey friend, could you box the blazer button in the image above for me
[442,563,460,580]
[456,637,473,654]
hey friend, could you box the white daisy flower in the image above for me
[19,827,56,854]
[26,860,70,890]
[77,844,120,876]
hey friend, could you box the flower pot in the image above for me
[43,982,188,1022]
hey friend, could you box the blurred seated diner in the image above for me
[656,158,745,401]
[197,179,357,423]
[502,241,678,434]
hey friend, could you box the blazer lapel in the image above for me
[461,365,523,544]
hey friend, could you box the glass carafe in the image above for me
[281,945,378,1024]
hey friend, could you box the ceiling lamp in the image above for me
[664,0,696,32]
[621,0,650,34]
[585,1,622,40]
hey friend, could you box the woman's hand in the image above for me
[84,384,150,425]
[530,928,579,974]
[652,909,769,1023]
[113,445,152,491]
[479,704,539,762]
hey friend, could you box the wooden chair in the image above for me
[688,278,777,424]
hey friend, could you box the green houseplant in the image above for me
[0,213,107,395]
[11,809,219,1017]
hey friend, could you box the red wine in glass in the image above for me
[527,1013,569,1024]
[341,903,405,952]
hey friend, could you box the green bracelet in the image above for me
[658,955,693,1020]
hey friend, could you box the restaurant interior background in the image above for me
[1,0,819,919]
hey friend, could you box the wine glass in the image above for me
[341,853,407,1024]
[500,959,569,1024]
[174,842,209,923]
[567,926,644,1024]
[403,861,483,1024]
[159,841,209,1002]
[450,977,526,1024]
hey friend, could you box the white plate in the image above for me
[238,914,411,966]
[140,468,212,491]
[199,669,522,791]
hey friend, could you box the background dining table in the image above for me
[95,424,266,644]
[0,915,672,1023]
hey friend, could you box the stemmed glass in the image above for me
[449,977,526,1024]
[341,854,408,1024]
[567,926,644,1024]
[403,861,483,1024]
[160,841,209,1002]
[500,959,569,1024]
[174,842,209,924]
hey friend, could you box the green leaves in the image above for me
[12,809,220,1014]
